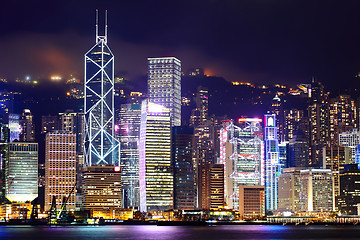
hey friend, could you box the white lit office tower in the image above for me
[219,118,264,210]
[119,103,141,209]
[264,114,281,211]
[45,132,76,211]
[299,169,334,212]
[84,10,120,167]
[19,109,35,142]
[339,129,360,162]
[147,57,181,127]
[5,142,38,202]
[139,100,173,212]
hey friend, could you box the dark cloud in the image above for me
[1,0,360,89]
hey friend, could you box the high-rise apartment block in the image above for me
[329,95,357,146]
[5,142,38,203]
[148,57,181,127]
[45,132,76,211]
[139,100,173,212]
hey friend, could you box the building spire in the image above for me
[95,9,99,43]
[105,10,108,44]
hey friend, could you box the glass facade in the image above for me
[5,142,38,202]
[139,100,173,212]
[119,103,141,208]
[84,28,120,166]
[148,57,181,127]
[220,119,264,210]
[264,114,280,211]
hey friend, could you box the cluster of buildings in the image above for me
[1,16,360,223]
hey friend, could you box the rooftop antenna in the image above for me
[105,10,108,44]
[95,9,99,43]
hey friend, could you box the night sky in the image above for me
[1,0,360,89]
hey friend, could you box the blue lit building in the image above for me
[264,114,281,211]
[84,11,120,166]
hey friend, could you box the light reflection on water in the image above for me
[0,225,359,240]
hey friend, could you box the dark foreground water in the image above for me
[0,225,359,240]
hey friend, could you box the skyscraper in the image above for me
[219,118,264,210]
[299,169,334,212]
[45,132,76,211]
[329,95,357,146]
[198,164,224,209]
[147,57,181,127]
[172,126,195,210]
[119,103,141,209]
[264,114,280,211]
[5,142,38,203]
[84,10,120,167]
[19,109,35,142]
[139,100,173,212]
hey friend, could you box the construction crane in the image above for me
[48,183,76,224]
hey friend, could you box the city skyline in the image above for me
[3,2,360,226]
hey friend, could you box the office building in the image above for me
[59,111,84,154]
[264,114,281,211]
[118,103,141,208]
[269,94,284,142]
[278,167,304,213]
[139,100,173,212]
[238,185,265,219]
[198,164,224,209]
[5,142,38,202]
[19,109,35,142]
[45,132,76,211]
[148,57,181,127]
[288,129,309,167]
[82,166,122,216]
[323,146,350,198]
[337,164,360,215]
[339,129,360,162]
[83,11,120,166]
[172,126,195,210]
[299,169,334,212]
[219,118,264,210]
[309,79,329,167]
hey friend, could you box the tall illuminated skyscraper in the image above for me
[264,114,280,211]
[84,11,120,166]
[5,142,38,203]
[139,100,173,212]
[119,103,141,209]
[219,118,264,210]
[45,132,76,211]
[148,57,181,127]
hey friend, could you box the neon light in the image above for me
[238,118,262,122]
